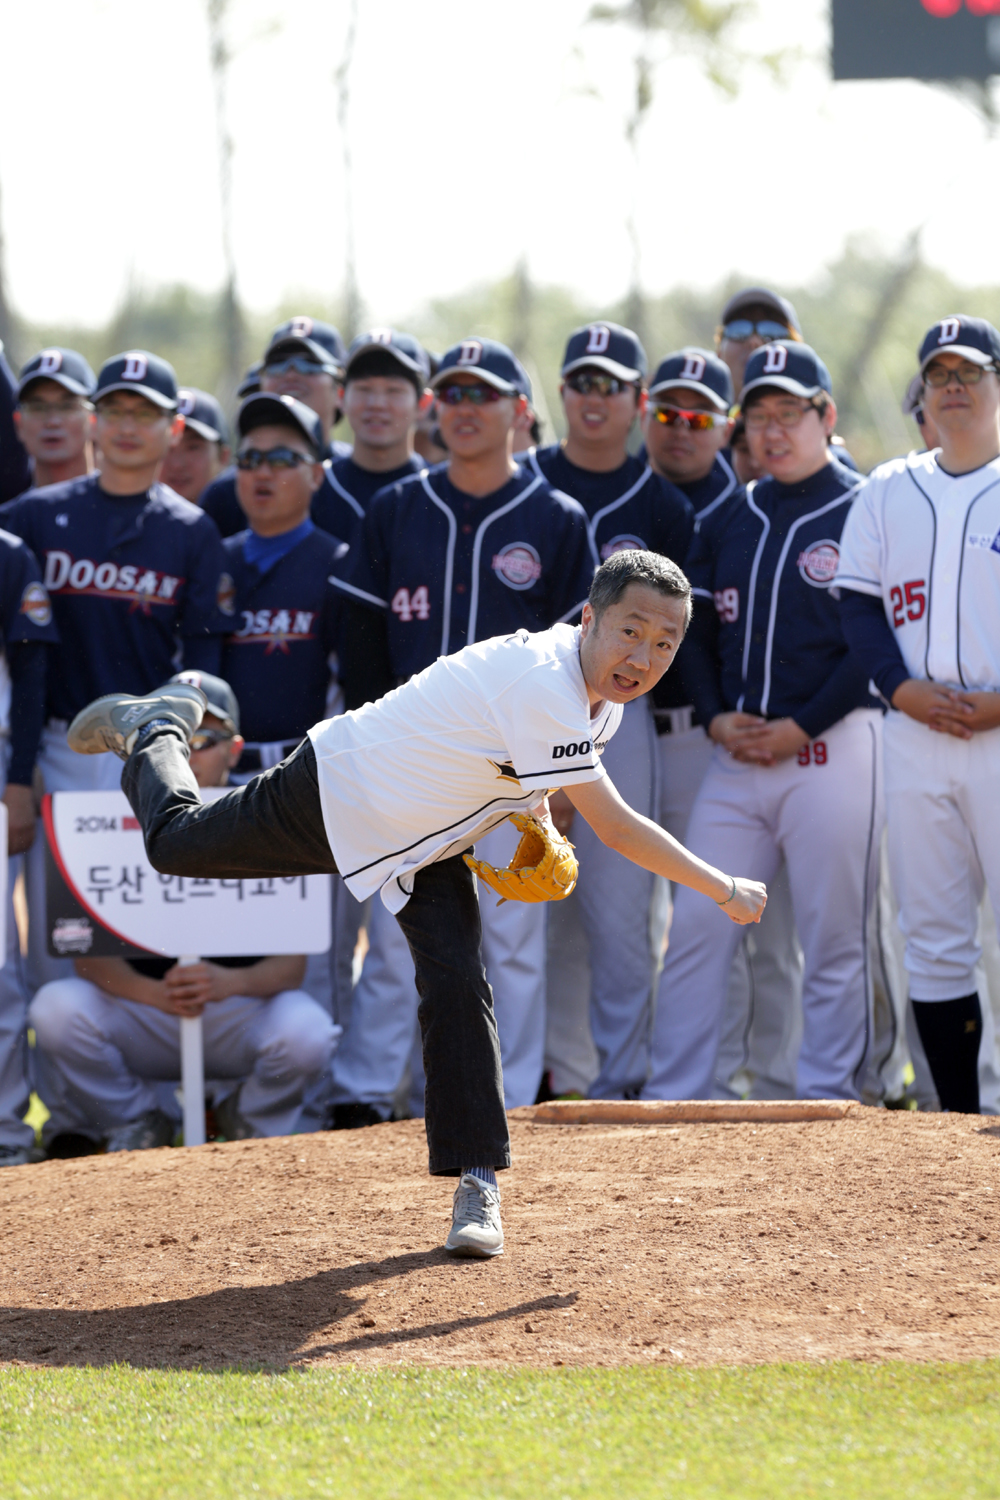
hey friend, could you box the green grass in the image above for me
[1,1363,1000,1499]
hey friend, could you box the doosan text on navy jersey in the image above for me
[0,473,234,721]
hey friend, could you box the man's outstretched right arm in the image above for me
[563,774,766,925]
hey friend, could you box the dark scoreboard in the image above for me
[833,0,1000,81]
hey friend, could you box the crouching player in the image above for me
[64,552,765,1250]
[29,671,339,1152]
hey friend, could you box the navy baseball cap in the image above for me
[431,338,531,398]
[177,388,229,445]
[265,316,347,375]
[236,392,324,457]
[918,315,1000,373]
[721,287,801,336]
[740,342,832,403]
[345,329,431,386]
[167,670,239,733]
[237,361,262,399]
[649,348,733,412]
[94,350,178,410]
[18,347,96,400]
[561,322,647,383]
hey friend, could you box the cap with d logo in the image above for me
[649,347,733,412]
[918,315,1000,373]
[176,388,229,444]
[721,286,801,336]
[561,322,647,383]
[265,317,347,375]
[344,329,431,386]
[431,338,531,398]
[18,347,96,400]
[94,350,178,410]
[236,392,324,457]
[740,342,832,403]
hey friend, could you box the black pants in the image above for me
[122,728,511,1174]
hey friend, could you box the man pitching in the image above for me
[66,550,765,1257]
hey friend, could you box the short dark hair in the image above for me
[588,549,692,628]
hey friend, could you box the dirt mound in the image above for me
[2,1110,999,1369]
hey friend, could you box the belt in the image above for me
[236,740,301,774]
[652,706,698,736]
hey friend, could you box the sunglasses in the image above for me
[189,729,234,752]
[236,446,315,470]
[652,404,729,432]
[263,356,334,377]
[721,319,791,343]
[923,360,997,387]
[564,371,631,397]
[436,382,508,406]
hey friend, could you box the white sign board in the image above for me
[44,791,330,958]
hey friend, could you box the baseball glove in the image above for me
[464,812,578,905]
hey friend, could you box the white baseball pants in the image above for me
[644,708,884,1102]
[29,978,338,1139]
[329,820,548,1112]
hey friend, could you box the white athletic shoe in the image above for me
[444,1173,504,1258]
[67,685,207,761]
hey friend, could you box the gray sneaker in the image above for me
[67,684,207,761]
[105,1110,175,1153]
[213,1088,257,1142]
[444,1173,504,1259]
[0,1144,43,1168]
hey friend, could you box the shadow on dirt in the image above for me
[0,1249,577,1371]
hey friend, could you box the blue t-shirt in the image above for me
[1,474,233,720]
[221,525,349,744]
[335,463,597,681]
[681,460,879,740]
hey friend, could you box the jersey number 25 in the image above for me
[889,579,925,629]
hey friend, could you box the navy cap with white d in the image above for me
[18,347,96,400]
[649,347,733,412]
[431,338,531,399]
[561,322,647,383]
[177,388,229,445]
[94,350,178,410]
[345,329,431,385]
[265,316,347,374]
[740,342,832,403]
[918,315,1000,373]
[167,670,240,734]
[721,286,801,336]
[236,391,324,456]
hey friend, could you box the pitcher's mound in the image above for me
[1,1108,999,1369]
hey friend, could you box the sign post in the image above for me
[43,791,332,1146]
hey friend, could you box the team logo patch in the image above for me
[20,581,52,627]
[492,542,542,590]
[600,534,646,560]
[796,540,840,587]
[487,758,521,784]
[217,572,236,616]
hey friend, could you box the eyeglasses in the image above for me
[236,446,315,471]
[263,356,333,378]
[923,360,997,388]
[19,398,91,417]
[564,371,631,398]
[652,404,729,432]
[189,729,234,753]
[721,319,791,343]
[744,400,821,431]
[96,402,170,426]
[436,382,508,406]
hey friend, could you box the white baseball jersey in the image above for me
[836,449,1000,690]
[308,623,622,911]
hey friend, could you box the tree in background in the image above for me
[207,0,245,405]
[334,0,362,343]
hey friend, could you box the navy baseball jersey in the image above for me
[199,440,355,539]
[327,454,425,522]
[221,522,348,744]
[0,527,58,650]
[0,474,234,721]
[0,527,58,784]
[335,465,596,681]
[525,445,693,566]
[681,459,879,740]
[0,350,30,505]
